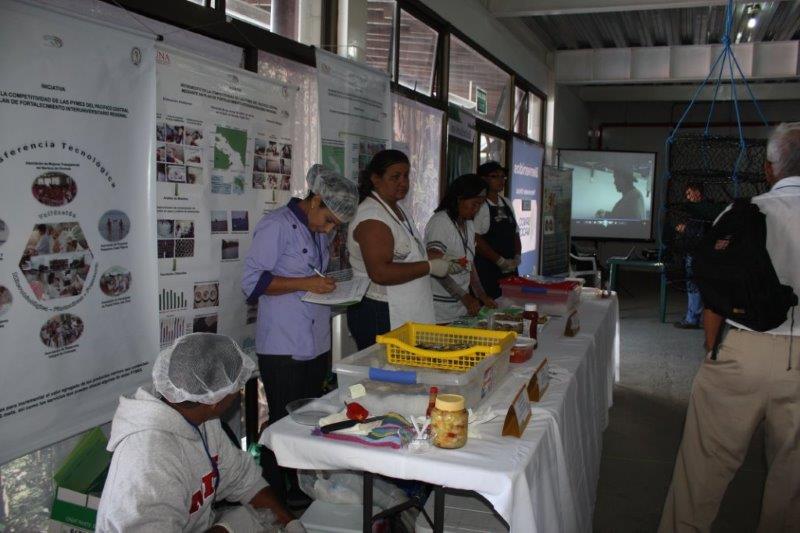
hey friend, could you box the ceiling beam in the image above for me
[577,81,800,102]
[488,0,730,18]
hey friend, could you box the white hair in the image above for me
[766,122,800,179]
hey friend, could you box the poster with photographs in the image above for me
[0,1,159,464]
[315,49,392,182]
[541,166,574,276]
[155,46,296,352]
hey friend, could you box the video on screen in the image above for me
[560,150,656,240]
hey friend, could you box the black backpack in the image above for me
[692,198,798,332]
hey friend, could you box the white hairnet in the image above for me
[153,333,255,405]
[306,164,359,223]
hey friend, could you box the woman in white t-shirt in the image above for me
[425,174,497,323]
[347,150,450,349]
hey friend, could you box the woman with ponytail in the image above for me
[346,149,449,349]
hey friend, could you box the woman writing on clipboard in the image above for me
[347,150,451,350]
[241,165,358,504]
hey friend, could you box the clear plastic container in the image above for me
[499,277,583,316]
[334,343,510,416]
[430,394,468,449]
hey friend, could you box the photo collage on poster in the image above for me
[156,119,205,186]
[156,218,195,260]
[252,139,292,192]
[12,168,136,353]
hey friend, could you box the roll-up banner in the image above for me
[509,137,544,276]
[0,0,159,464]
[154,46,297,354]
[315,49,392,183]
[541,166,574,276]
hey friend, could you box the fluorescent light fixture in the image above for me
[747,17,757,29]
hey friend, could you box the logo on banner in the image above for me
[43,35,63,48]
[156,49,171,65]
[130,47,142,66]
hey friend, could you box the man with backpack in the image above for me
[659,122,800,532]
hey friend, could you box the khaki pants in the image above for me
[659,329,800,533]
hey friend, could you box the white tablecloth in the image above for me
[261,293,620,532]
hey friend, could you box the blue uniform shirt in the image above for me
[241,198,331,359]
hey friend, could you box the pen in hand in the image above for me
[308,264,326,278]
[306,264,336,294]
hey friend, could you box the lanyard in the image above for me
[370,193,426,255]
[450,216,474,259]
[191,423,220,492]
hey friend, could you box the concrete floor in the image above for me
[593,271,766,533]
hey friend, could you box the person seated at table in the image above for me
[347,149,450,348]
[95,333,304,532]
[425,173,497,323]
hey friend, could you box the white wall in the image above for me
[419,0,551,94]
[553,84,590,151]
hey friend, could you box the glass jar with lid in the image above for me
[430,394,468,449]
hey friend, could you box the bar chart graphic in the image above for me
[159,288,187,312]
[160,316,186,347]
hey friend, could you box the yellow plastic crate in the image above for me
[375,322,516,372]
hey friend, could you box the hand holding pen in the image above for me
[306,263,336,294]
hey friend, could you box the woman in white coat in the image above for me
[347,150,450,350]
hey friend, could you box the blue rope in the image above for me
[704,47,727,137]
[730,50,770,127]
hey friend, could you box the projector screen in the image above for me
[560,149,656,240]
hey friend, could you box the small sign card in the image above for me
[528,358,550,402]
[564,310,580,337]
[502,383,532,438]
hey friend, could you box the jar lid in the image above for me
[435,394,465,412]
[524,303,538,312]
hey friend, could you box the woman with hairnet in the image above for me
[95,333,304,532]
[241,165,358,507]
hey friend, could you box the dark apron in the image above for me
[475,197,518,299]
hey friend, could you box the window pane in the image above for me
[398,10,438,96]
[227,0,272,29]
[393,94,443,233]
[528,92,542,142]
[514,86,526,136]
[449,36,511,129]
[365,1,395,74]
[227,0,319,45]
[480,133,506,166]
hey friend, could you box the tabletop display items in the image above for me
[430,394,468,449]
